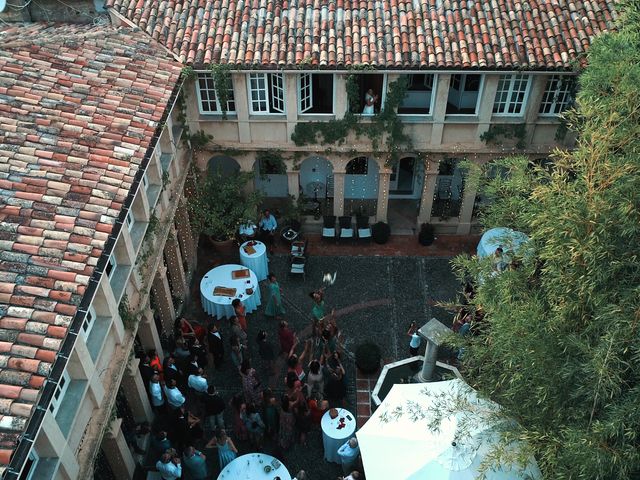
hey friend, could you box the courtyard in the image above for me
[151,237,474,479]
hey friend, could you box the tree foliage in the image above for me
[450,3,640,478]
[187,168,261,241]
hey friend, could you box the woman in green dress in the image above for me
[264,273,285,318]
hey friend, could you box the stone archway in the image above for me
[387,155,424,234]
[344,156,379,217]
[252,155,288,198]
[298,156,334,215]
[208,155,240,177]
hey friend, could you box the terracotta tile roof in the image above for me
[0,22,182,471]
[106,0,618,69]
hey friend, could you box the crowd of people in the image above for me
[138,279,364,479]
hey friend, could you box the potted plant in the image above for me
[355,342,382,374]
[187,169,262,256]
[418,223,435,246]
[372,221,391,244]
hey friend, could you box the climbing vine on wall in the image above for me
[291,74,412,167]
[209,64,233,119]
[480,123,527,149]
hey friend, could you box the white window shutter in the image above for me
[299,73,313,113]
[271,73,285,113]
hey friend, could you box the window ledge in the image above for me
[489,115,526,123]
[297,114,337,121]
[443,115,480,123]
[397,115,434,123]
[247,115,287,121]
[198,113,238,121]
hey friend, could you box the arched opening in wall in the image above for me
[344,157,378,217]
[432,157,466,221]
[388,156,423,234]
[253,153,288,206]
[298,156,334,216]
[208,155,240,177]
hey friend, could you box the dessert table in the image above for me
[321,408,357,463]
[239,240,268,281]
[217,453,291,480]
[200,264,261,319]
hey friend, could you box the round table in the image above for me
[321,408,357,463]
[239,241,269,281]
[200,264,261,319]
[217,453,291,480]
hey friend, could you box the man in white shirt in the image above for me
[188,368,209,394]
[259,209,278,253]
[149,374,164,411]
[164,379,185,409]
[156,452,182,480]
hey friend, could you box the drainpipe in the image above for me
[415,318,451,382]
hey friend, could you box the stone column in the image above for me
[285,74,299,141]
[102,418,136,480]
[415,318,450,382]
[476,75,500,141]
[375,169,392,222]
[139,309,164,358]
[233,73,251,144]
[332,171,346,217]
[417,157,440,225]
[523,75,548,145]
[137,309,164,361]
[430,74,451,147]
[163,226,187,300]
[151,266,176,334]
[335,75,348,118]
[122,358,154,423]
[287,170,300,199]
[456,177,480,235]
[174,201,197,272]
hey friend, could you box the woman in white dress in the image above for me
[362,89,378,115]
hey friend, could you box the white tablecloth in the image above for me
[239,241,269,281]
[321,408,357,463]
[239,223,257,237]
[217,453,291,480]
[200,264,261,319]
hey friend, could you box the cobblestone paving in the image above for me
[163,250,461,480]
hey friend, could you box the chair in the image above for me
[356,215,372,242]
[291,239,308,257]
[338,216,354,242]
[290,255,306,280]
[322,216,337,242]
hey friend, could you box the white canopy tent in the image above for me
[476,227,529,258]
[357,380,541,480]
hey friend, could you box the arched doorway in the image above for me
[388,156,424,233]
[299,156,334,215]
[344,156,378,217]
[253,154,288,198]
[208,155,240,177]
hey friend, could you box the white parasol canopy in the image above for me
[476,227,529,258]
[357,379,541,480]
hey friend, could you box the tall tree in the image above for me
[450,2,640,478]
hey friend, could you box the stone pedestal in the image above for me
[415,318,451,382]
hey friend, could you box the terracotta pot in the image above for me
[208,237,238,261]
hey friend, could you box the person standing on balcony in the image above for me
[362,89,378,115]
